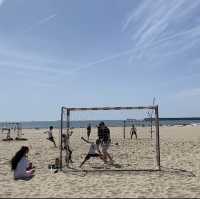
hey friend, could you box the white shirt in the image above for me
[48,130,53,138]
[88,143,98,154]
[14,156,29,179]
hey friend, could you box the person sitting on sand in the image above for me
[130,124,137,140]
[48,158,60,173]
[11,146,35,180]
[44,126,57,147]
[80,137,104,168]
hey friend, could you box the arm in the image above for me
[69,130,73,136]
[81,137,92,144]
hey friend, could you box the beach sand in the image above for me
[1,125,200,198]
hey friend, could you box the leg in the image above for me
[131,132,133,140]
[80,155,90,167]
[102,144,112,162]
[65,150,70,166]
[48,137,57,147]
[68,148,73,163]
[87,132,90,140]
[51,137,57,147]
[105,151,113,162]
[135,131,137,139]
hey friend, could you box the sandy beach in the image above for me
[1,125,200,198]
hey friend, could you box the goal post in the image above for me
[60,105,161,171]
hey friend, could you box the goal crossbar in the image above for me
[61,105,156,111]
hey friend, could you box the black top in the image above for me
[98,126,111,144]
[87,125,91,131]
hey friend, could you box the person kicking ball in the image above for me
[80,137,104,168]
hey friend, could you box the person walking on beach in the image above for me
[44,126,57,147]
[98,122,113,163]
[80,137,104,167]
[87,123,91,140]
[130,124,137,140]
[11,146,35,180]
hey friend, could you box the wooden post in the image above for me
[123,120,126,139]
[155,105,161,170]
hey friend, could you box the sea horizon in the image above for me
[1,117,200,129]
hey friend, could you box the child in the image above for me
[80,137,104,168]
[48,158,60,173]
[62,131,73,166]
[44,126,57,147]
[11,146,35,180]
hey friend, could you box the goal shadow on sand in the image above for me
[61,164,195,178]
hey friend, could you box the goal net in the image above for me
[60,106,160,172]
[0,122,23,141]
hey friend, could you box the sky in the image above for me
[0,0,200,121]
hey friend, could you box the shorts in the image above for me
[102,143,110,153]
[48,137,55,142]
[85,153,100,160]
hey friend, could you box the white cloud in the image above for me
[122,0,200,61]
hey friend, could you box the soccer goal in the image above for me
[59,105,161,172]
[0,122,25,141]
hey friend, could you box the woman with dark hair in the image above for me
[11,146,35,180]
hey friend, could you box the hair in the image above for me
[11,146,29,170]
[49,126,53,130]
[99,121,105,126]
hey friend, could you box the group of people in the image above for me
[80,122,138,167]
[10,122,138,180]
[80,121,113,167]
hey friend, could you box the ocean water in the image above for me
[0,118,200,129]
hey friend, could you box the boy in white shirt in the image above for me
[44,126,57,147]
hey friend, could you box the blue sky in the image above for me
[0,0,200,121]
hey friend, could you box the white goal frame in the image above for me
[60,105,161,171]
